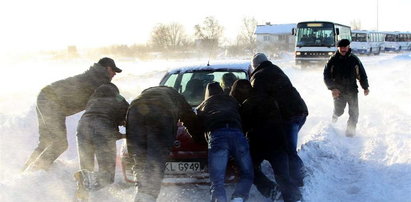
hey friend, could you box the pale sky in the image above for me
[1,0,410,53]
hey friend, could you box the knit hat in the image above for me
[337,39,350,47]
[98,57,122,73]
[251,53,268,69]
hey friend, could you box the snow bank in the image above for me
[1,53,410,201]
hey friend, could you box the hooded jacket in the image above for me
[40,63,112,116]
[250,61,308,120]
[196,82,242,133]
[80,83,129,129]
[324,49,369,94]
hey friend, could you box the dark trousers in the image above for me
[249,123,301,202]
[23,92,68,171]
[252,151,301,202]
[333,92,358,127]
[76,117,117,187]
[127,104,175,199]
[283,115,306,187]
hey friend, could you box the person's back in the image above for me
[41,62,114,116]
[81,83,129,127]
[23,57,122,172]
[130,86,199,132]
[76,83,129,191]
[196,82,253,202]
[250,60,308,120]
[230,79,252,105]
[196,83,242,133]
[247,53,305,202]
[126,86,202,202]
[182,79,205,106]
[221,72,238,95]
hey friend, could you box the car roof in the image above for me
[167,61,251,74]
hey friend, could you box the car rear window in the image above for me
[162,71,247,106]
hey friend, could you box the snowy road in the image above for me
[1,53,410,202]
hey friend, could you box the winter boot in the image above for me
[74,171,89,201]
[270,186,282,201]
[82,170,101,191]
[346,124,356,137]
[332,115,338,123]
[134,192,156,202]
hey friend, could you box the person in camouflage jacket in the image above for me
[23,57,122,171]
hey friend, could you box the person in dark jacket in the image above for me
[324,39,369,137]
[230,79,252,104]
[182,79,205,106]
[23,57,122,172]
[75,83,129,194]
[220,72,238,95]
[196,82,253,202]
[244,53,309,202]
[126,86,202,202]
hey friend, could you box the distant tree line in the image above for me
[59,16,258,60]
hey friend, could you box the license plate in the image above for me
[165,162,201,174]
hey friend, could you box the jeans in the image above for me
[208,128,254,202]
[283,115,306,187]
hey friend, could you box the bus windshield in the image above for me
[296,23,335,47]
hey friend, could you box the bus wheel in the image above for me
[374,48,380,55]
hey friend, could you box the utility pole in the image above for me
[377,0,379,31]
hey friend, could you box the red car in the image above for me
[121,61,251,184]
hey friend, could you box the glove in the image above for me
[331,89,341,98]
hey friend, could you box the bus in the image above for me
[384,32,401,52]
[383,32,411,52]
[292,21,351,66]
[351,30,385,55]
[397,32,411,51]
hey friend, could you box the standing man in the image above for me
[126,86,202,202]
[324,39,369,137]
[23,57,122,172]
[245,53,308,202]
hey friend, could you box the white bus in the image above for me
[397,32,411,51]
[383,32,411,52]
[351,30,385,55]
[384,32,401,52]
[292,21,351,66]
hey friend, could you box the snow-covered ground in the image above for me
[1,53,410,202]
